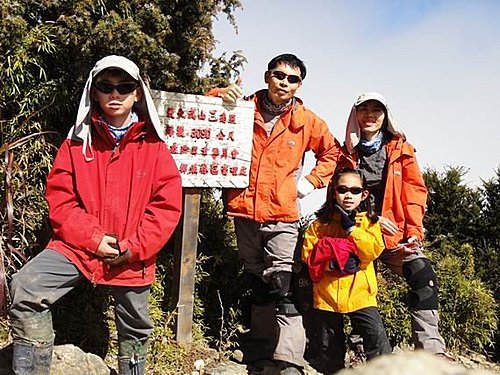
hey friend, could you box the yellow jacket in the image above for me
[302,212,384,313]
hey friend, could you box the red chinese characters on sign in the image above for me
[173,163,248,177]
[162,104,245,177]
[152,90,254,188]
[163,107,237,125]
[168,145,240,160]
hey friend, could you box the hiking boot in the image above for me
[277,361,304,375]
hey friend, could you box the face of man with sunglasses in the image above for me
[334,173,369,212]
[92,70,142,127]
[264,62,302,105]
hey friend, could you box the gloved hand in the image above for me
[218,77,243,103]
[104,249,132,267]
[334,204,356,232]
[395,236,423,254]
[297,177,315,198]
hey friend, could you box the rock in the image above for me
[231,349,244,363]
[206,350,500,375]
[50,344,111,375]
[335,350,496,375]
[0,343,111,375]
[205,361,248,375]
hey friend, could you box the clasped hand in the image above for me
[96,234,131,266]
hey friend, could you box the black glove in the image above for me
[334,204,356,232]
[104,249,132,267]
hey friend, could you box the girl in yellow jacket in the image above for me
[302,167,391,373]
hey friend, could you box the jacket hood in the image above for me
[345,92,406,154]
[67,55,165,161]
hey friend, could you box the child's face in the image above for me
[92,70,142,127]
[334,173,369,212]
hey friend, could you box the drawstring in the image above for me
[83,130,94,162]
[130,353,139,375]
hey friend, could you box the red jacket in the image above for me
[337,137,427,249]
[45,115,182,286]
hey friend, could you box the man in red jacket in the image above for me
[209,54,340,374]
[8,56,182,375]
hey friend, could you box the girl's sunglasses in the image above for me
[94,81,139,95]
[269,70,302,84]
[336,186,363,195]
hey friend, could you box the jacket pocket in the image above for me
[363,269,378,295]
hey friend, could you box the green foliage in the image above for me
[1,0,245,133]
[476,168,500,290]
[0,1,244,372]
[423,166,499,358]
[377,238,498,355]
[376,268,412,348]
[196,189,246,354]
[379,166,500,355]
[0,1,60,269]
[145,276,214,375]
[429,238,497,353]
[424,166,482,244]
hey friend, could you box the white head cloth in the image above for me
[344,92,406,154]
[67,55,165,161]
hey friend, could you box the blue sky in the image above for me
[213,1,500,214]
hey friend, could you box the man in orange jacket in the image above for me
[208,53,340,374]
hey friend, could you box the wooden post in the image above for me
[153,90,254,346]
[173,188,201,346]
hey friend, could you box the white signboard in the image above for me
[152,90,255,188]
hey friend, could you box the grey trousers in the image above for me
[378,248,446,354]
[9,249,153,344]
[234,218,306,367]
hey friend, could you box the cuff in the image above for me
[297,177,316,198]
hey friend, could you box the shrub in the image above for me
[377,237,498,355]
[429,240,497,353]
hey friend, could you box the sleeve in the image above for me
[301,221,320,263]
[46,141,105,253]
[304,115,341,189]
[401,145,428,240]
[118,145,182,262]
[206,88,223,98]
[349,215,385,265]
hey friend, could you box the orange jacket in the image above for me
[337,137,427,249]
[213,90,340,222]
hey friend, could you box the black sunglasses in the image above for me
[94,81,139,95]
[336,186,364,195]
[269,70,302,84]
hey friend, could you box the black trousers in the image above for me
[312,306,391,372]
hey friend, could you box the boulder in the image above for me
[336,350,495,375]
[0,343,111,375]
[51,344,111,375]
